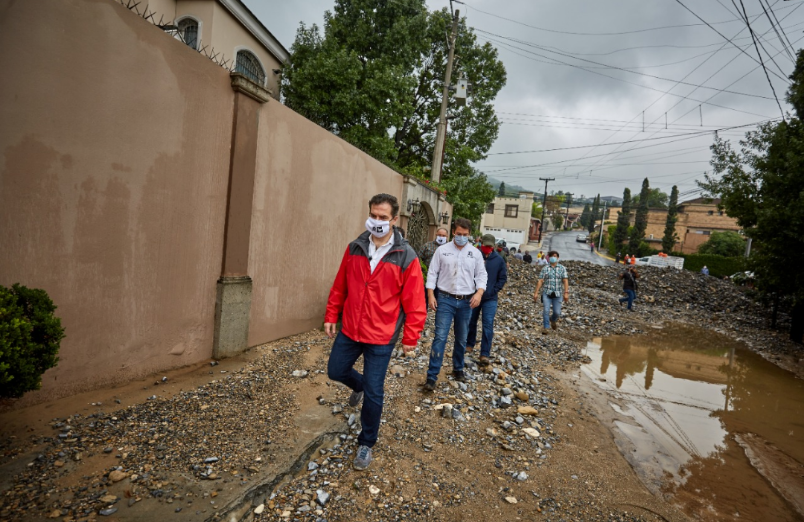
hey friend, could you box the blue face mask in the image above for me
[549,256,558,264]
[454,235,469,247]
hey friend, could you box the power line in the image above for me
[736,0,787,119]
[475,28,779,98]
[763,0,797,57]
[758,0,797,59]
[672,0,790,82]
[487,120,776,156]
[457,0,791,36]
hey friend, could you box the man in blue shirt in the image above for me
[533,250,569,334]
[466,234,507,366]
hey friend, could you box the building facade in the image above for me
[633,198,742,254]
[147,0,289,98]
[480,192,534,247]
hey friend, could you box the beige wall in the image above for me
[247,102,405,345]
[0,0,234,403]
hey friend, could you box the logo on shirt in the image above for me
[467,252,474,258]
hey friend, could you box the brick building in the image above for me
[632,198,742,254]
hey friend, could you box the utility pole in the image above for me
[598,201,607,250]
[538,177,554,243]
[564,193,573,231]
[431,8,460,183]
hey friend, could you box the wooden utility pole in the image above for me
[564,193,573,230]
[538,177,554,242]
[431,9,460,183]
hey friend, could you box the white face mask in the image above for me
[435,236,447,245]
[365,217,390,238]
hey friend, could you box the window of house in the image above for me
[235,50,266,85]
[708,210,714,215]
[486,203,495,214]
[505,205,518,218]
[177,18,198,50]
[719,211,724,216]
[702,231,711,235]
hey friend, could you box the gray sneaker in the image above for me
[348,390,364,407]
[353,445,372,470]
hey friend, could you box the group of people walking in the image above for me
[323,194,578,471]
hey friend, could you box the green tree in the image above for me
[580,203,591,228]
[531,201,542,218]
[612,188,632,256]
[661,185,680,253]
[281,1,507,224]
[699,48,804,343]
[498,181,507,197]
[588,194,600,234]
[629,178,650,254]
[552,214,563,230]
[697,231,745,257]
[632,188,669,209]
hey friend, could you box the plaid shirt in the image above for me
[418,240,441,268]
[539,264,568,295]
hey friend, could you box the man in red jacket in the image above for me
[325,193,426,471]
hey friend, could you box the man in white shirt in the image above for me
[423,218,488,390]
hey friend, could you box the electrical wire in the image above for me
[759,0,796,59]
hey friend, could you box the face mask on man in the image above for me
[480,245,494,255]
[454,235,469,247]
[435,236,447,245]
[549,256,558,264]
[365,217,390,238]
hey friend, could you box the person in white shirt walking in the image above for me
[423,218,488,390]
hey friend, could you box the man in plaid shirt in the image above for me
[533,250,569,334]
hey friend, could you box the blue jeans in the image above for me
[427,294,472,382]
[542,293,563,328]
[467,299,498,357]
[327,332,394,448]
[619,289,636,310]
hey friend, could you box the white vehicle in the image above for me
[634,255,684,269]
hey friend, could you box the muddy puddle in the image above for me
[581,325,804,521]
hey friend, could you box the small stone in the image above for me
[54,460,65,468]
[522,427,541,438]
[316,489,330,506]
[109,470,127,482]
[517,405,539,415]
[505,496,518,504]
[254,504,265,514]
[499,396,513,408]
[332,404,343,414]
[204,457,219,464]
[99,507,118,516]
[369,485,380,496]
[486,428,498,437]
[390,365,405,377]
[514,391,529,401]
[308,462,319,471]
[515,416,524,425]
[515,471,528,481]
[501,387,513,396]
[441,404,453,418]
[347,413,356,426]
[292,370,308,378]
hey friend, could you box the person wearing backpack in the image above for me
[618,266,640,311]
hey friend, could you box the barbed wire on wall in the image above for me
[112,0,236,72]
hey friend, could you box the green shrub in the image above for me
[0,284,64,398]
[674,253,746,278]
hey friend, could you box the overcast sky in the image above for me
[245,0,804,201]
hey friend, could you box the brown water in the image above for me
[582,325,804,521]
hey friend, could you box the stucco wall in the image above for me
[0,0,234,403]
[247,102,405,345]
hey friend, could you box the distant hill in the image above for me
[487,177,537,197]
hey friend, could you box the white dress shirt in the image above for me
[368,233,395,274]
[426,240,488,294]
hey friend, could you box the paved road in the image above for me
[543,231,614,266]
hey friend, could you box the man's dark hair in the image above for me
[453,218,472,232]
[368,193,400,217]
[547,250,559,257]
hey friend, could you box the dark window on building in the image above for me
[505,205,518,218]
[703,230,711,235]
[708,210,714,215]
[177,18,198,50]
[235,50,266,85]
[486,204,494,214]
[719,211,724,216]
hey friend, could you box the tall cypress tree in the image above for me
[498,182,507,197]
[588,194,600,234]
[629,178,651,254]
[580,203,591,228]
[612,188,632,256]
[661,185,680,253]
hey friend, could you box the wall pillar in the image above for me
[213,73,271,359]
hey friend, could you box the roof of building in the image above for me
[680,197,721,205]
[219,0,290,63]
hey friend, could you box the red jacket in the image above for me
[325,229,426,346]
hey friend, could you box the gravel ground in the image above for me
[1,261,800,522]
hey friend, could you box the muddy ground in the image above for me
[1,261,801,522]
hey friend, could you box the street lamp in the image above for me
[440,211,450,224]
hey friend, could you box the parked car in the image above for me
[576,235,587,243]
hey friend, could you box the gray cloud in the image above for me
[246,0,802,199]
